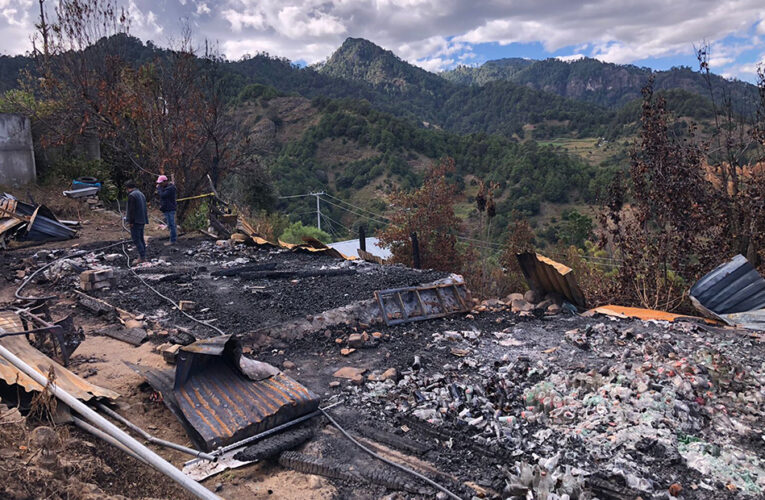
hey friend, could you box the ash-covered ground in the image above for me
[2,235,764,499]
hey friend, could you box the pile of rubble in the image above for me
[335,313,764,497]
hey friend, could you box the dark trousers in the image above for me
[130,223,146,259]
[164,211,177,243]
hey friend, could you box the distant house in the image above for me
[328,236,391,260]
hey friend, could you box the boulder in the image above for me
[511,298,534,313]
[524,289,542,304]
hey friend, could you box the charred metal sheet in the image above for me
[517,252,586,308]
[0,311,118,401]
[131,335,319,452]
[0,195,76,242]
[25,205,77,241]
[690,254,765,330]
[376,282,472,326]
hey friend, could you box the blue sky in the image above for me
[1,1,763,82]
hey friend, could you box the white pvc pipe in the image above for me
[0,343,221,500]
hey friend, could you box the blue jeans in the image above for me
[164,211,177,243]
[130,223,146,259]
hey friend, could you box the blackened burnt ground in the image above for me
[4,235,764,499]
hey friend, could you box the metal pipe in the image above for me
[96,403,216,461]
[72,416,148,465]
[209,400,342,458]
[0,343,221,500]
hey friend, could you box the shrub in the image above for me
[279,221,331,244]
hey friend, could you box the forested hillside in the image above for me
[1,34,746,245]
[442,56,759,112]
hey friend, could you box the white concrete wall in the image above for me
[0,113,36,187]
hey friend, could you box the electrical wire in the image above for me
[116,200,228,337]
[321,193,392,222]
[320,408,463,500]
[319,198,390,226]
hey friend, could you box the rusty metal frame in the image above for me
[375,282,472,326]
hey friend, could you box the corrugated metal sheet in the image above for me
[26,205,77,241]
[517,252,586,308]
[236,215,352,259]
[584,305,720,324]
[0,311,119,401]
[690,254,765,330]
[134,335,319,452]
[0,196,76,241]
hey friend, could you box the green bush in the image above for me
[182,200,209,231]
[279,221,331,244]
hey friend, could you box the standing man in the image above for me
[125,180,148,264]
[156,175,177,246]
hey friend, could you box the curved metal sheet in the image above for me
[0,311,119,401]
[160,335,320,452]
[517,252,586,308]
[690,255,765,330]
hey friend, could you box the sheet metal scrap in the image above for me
[584,305,721,325]
[236,214,353,260]
[130,335,319,452]
[690,254,765,331]
[0,311,118,401]
[0,194,76,242]
[516,252,586,308]
[375,282,472,326]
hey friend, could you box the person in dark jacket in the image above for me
[156,175,177,245]
[125,180,148,264]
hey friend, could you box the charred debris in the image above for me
[0,210,764,499]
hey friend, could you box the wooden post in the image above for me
[359,226,366,252]
[410,232,420,269]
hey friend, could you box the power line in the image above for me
[319,197,389,226]
[322,193,392,222]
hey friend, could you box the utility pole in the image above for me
[311,192,325,231]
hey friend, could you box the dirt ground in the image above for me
[1,196,764,499]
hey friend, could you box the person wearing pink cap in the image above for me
[156,174,177,245]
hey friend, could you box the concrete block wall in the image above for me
[0,113,36,187]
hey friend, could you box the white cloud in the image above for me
[557,54,585,62]
[127,0,163,35]
[1,0,764,81]
[195,2,211,16]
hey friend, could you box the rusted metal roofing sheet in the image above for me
[517,252,586,308]
[0,311,119,401]
[690,254,765,330]
[584,305,721,324]
[135,335,319,452]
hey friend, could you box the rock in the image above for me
[534,299,553,311]
[348,333,364,348]
[371,331,383,339]
[124,319,144,329]
[283,360,296,370]
[511,298,534,313]
[333,367,366,379]
[340,348,356,356]
[329,381,340,388]
[506,293,524,303]
[103,253,121,262]
[546,303,562,315]
[307,475,323,489]
[380,368,398,381]
[669,483,682,496]
[524,289,541,304]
